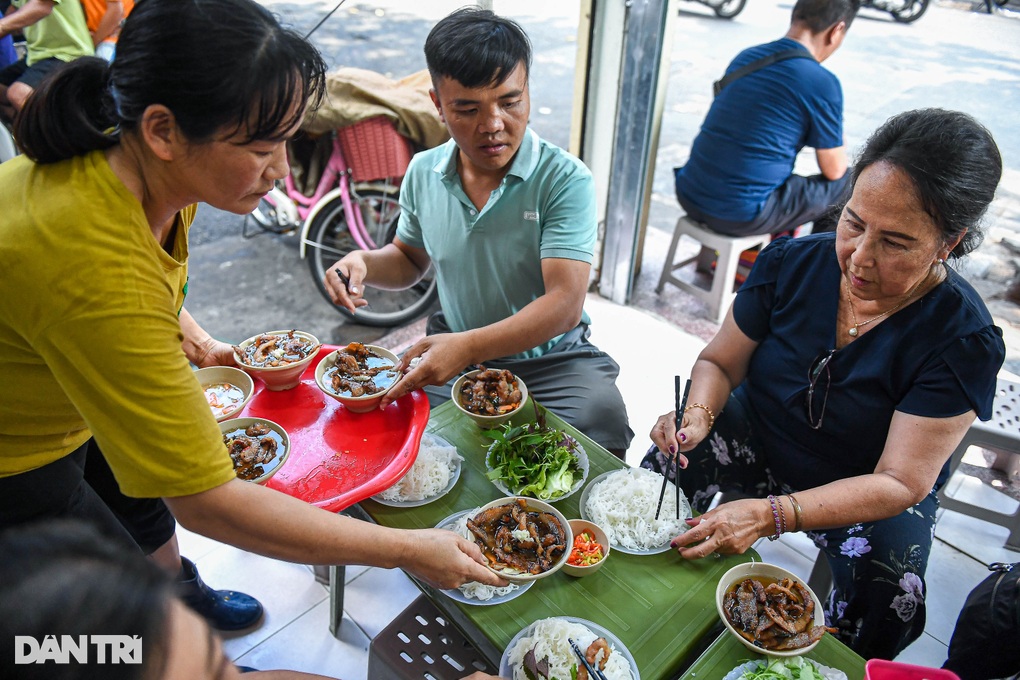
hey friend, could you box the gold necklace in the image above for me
[844,271,929,338]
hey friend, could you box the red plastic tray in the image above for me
[238,345,427,511]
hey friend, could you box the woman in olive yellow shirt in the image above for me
[0,0,503,611]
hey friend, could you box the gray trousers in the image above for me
[423,313,634,453]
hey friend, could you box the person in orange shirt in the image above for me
[81,0,131,61]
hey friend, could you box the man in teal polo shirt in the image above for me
[0,0,93,119]
[324,7,633,456]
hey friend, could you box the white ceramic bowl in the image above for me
[218,417,290,485]
[233,330,320,391]
[716,562,826,657]
[314,343,400,414]
[562,519,610,578]
[451,369,528,429]
[468,497,572,584]
[193,366,254,422]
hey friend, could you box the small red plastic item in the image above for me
[865,659,961,680]
[239,345,426,511]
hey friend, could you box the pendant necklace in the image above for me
[844,271,929,338]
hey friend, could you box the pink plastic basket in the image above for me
[865,659,960,680]
[336,116,413,183]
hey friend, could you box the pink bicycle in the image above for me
[249,116,438,327]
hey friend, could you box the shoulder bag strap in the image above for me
[713,49,815,97]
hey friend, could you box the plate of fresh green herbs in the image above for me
[722,658,846,680]
[483,406,588,502]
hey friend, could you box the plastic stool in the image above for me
[367,595,496,680]
[656,215,770,323]
[938,377,1020,551]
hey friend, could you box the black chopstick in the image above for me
[654,450,670,521]
[675,377,691,519]
[333,267,351,293]
[568,638,609,680]
[656,376,691,520]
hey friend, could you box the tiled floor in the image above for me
[179,295,1020,678]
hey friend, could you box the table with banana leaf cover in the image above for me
[356,399,766,679]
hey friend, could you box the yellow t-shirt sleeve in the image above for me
[38,305,236,498]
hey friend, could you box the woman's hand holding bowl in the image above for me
[400,527,510,590]
[194,338,238,368]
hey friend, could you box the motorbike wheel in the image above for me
[304,188,439,328]
[712,0,746,18]
[891,0,928,22]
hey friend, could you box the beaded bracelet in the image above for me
[684,403,716,431]
[788,493,804,532]
[767,494,783,541]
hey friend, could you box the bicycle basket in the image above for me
[336,116,413,183]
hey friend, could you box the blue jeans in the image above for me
[640,393,933,659]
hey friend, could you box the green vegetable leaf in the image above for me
[483,421,582,500]
[738,657,827,680]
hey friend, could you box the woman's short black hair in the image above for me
[16,0,327,163]
[0,521,175,680]
[849,108,1002,258]
[424,6,532,89]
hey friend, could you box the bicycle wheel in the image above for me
[304,188,439,327]
[712,0,746,19]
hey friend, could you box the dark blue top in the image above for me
[732,233,1004,491]
[676,38,843,222]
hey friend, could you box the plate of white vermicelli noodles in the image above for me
[435,509,533,605]
[372,433,463,507]
[501,616,638,680]
[580,468,691,555]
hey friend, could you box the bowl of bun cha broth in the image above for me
[315,342,401,413]
[218,417,290,485]
[466,497,572,584]
[716,562,829,657]
[194,366,254,422]
[451,368,528,428]
[232,329,320,391]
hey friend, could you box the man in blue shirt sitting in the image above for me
[323,7,633,457]
[675,0,860,237]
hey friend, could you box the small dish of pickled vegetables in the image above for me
[563,519,610,577]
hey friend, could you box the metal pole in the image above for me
[597,0,672,304]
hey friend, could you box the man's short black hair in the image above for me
[792,0,861,32]
[424,7,532,89]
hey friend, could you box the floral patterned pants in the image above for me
[640,394,935,660]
